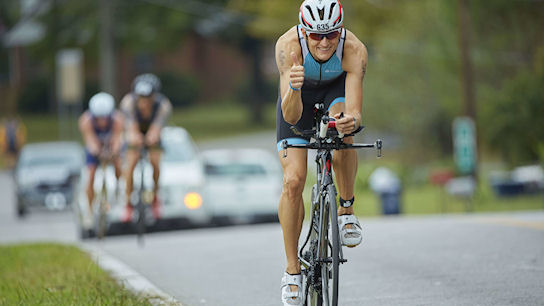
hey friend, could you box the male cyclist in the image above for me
[78,92,123,210]
[275,0,368,304]
[120,73,172,222]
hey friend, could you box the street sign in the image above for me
[453,117,477,175]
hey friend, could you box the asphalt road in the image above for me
[1,130,543,305]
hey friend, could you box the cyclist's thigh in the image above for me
[125,149,140,170]
[85,150,99,167]
[278,148,308,189]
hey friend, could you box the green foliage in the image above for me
[158,71,201,108]
[17,77,50,113]
[116,1,193,52]
[482,69,544,165]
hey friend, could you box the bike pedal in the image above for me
[340,259,347,264]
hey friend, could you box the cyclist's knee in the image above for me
[282,173,305,199]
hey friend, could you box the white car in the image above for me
[75,126,209,238]
[202,148,282,224]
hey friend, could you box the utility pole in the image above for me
[100,0,116,96]
[456,0,478,183]
[457,0,476,120]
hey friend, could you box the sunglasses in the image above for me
[307,30,341,41]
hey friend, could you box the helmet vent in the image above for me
[305,5,316,21]
[328,2,336,19]
[318,7,325,20]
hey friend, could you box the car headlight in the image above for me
[184,192,202,210]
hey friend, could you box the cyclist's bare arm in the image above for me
[336,30,368,135]
[276,26,304,125]
[120,94,143,145]
[145,98,172,146]
[110,111,124,156]
[78,113,101,156]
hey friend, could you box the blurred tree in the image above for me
[158,71,201,108]
[482,67,544,166]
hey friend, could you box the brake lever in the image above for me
[338,112,345,138]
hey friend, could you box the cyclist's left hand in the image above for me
[145,130,160,146]
[333,113,358,134]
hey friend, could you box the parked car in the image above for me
[202,148,282,224]
[15,141,84,217]
[74,126,208,238]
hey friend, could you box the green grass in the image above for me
[170,101,276,142]
[0,243,152,305]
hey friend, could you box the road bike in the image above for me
[132,147,154,246]
[281,103,382,305]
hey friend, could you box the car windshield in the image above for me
[162,140,196,162]
[19,149,81,169]
[205,163,266,176]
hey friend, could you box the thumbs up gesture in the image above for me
[289,52,304,90]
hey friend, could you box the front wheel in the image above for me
[324,185,340,305]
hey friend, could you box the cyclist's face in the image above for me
[137,96,154,115]
[303,29,341,62]
[94,116,109,128]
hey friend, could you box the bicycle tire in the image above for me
[96,193,108,239]
[136,194,146,244]
[326,185,340,305]
[306,196,323,306]
[317,193,329,306]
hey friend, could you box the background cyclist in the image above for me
[78,92,124,212]
[120,73,172,222]
[275,0,368,304]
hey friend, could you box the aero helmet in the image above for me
[299,0,344,33]
[132,73,162,97]
[89,92,115,117]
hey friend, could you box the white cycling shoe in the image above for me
[281,272,303,306]
[338,214,363,247]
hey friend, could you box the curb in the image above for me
[81,244,182,306]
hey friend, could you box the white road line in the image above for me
[81,244,182,306]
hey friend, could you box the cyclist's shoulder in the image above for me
[343,30,367,57]
[342,30,368,72]
[120,93,136,109]
[79,110,92,124]
[112,110,124,123]
[276,26,300,50]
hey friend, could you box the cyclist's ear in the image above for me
[290,52,301,66]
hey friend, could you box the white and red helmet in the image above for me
[299,0,344,33]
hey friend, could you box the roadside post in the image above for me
[56,49,84,140]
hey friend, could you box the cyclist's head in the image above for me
[299,0,343,34]
[132,73,161,98]
[89,92,115,118]
[299,0,343,61]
